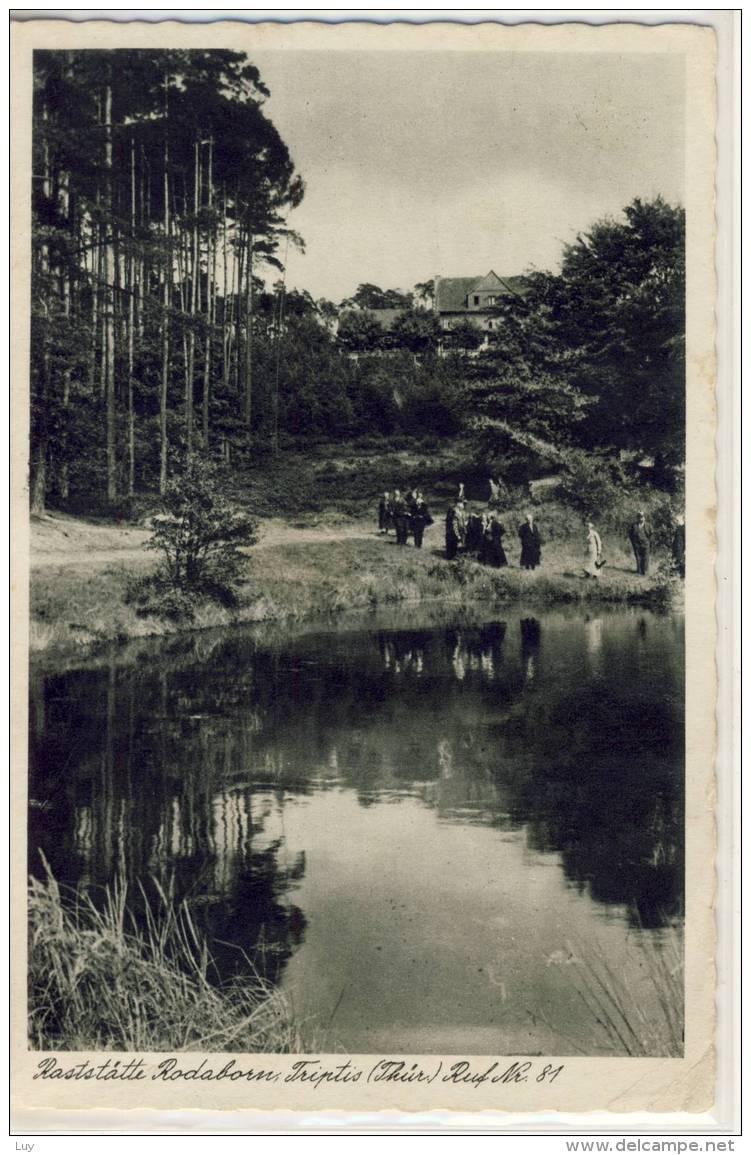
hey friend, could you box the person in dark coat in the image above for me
[410,491,433,549]
[518,513,542,570]
[466,511,484,557]
[445,501,466,559]
[378,491,391,534]
[478,513,491,564]
[628,511,651,575]
[392,489,410,546]
[671,513,685,579]
[485,513,508,568]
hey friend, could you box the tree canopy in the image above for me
[340,283,412,310]
[466,197,685,482]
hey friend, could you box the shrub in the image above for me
[557,450,630,518]
[145,456,257,604]
[125,577,201,623]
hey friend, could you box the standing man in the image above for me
[628,511,651,575]
[671,512,685,579]
[392,489,410,546]
[410,491,433,549]
[518,512,542,571]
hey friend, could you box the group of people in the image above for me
[444,480,542,570]
[378,488,434,548]
[445,500,543,571]
[377,480,686,581]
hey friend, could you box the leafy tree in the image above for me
[413,279,435,307]
[273,315,354,438]
[403,358,462,437]
[346,354,402,434]
[387,308,441,354]
[341,283,411,310]
[336,309,384,353]
[316,298,339,329]
[556,197,685,473]
[469,366,591,478]
[442,318,484,352]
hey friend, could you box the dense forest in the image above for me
[31,49,685,516]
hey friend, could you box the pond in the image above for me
[29,606,684,1056]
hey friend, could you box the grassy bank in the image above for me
[31,521,679,656]
[28,864,304,1053]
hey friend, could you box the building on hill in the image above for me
[434,270,528,339]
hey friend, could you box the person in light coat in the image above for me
[583,521,603,578]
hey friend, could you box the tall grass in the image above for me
[568,925,684,1057]
[28,858,304,1053]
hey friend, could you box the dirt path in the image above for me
[30,511,376,568]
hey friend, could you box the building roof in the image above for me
[436,271,529,313]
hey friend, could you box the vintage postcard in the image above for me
[11,16,721,1129]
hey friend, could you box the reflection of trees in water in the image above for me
[30,610,684,977]
[495,621,684,929]
[29,658,307,987]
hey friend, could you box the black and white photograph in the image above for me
[12,15,723,1122]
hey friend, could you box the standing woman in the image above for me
[518,513,542,570]
[489,513,508,567]
[583,521,603,578]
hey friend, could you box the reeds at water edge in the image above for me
[566,923,684,1057]
[28,856,304,1053]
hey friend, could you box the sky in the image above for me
[249,49,685,303]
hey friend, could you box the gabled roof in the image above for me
[472,270,506,291]
[435,277,479,313]
[436,272,529,313]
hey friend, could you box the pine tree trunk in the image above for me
[127,132,136,499]
[202,137,213,449]
[221,187,230,398]
[103,82,117,505]
[159,77,170,495]
[31,342,48,514]
[59,273,71,502]
[244,230,253,429]
[185,138,200,456]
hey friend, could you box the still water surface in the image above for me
[30,607,684,1055]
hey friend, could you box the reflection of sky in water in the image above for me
[269,787,677,1055]
[29,609,684,1055]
